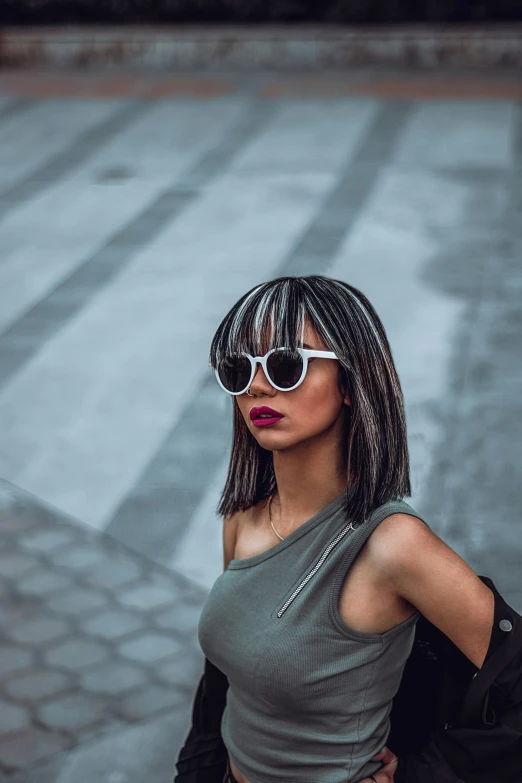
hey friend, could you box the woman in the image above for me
[196,274,494,783]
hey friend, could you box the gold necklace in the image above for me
[268,493,285,541]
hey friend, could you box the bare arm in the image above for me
[357,513,495,782]
[366,513,495,669]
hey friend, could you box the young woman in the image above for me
[196,274,494,783]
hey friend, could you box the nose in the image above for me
[247,361,274,395]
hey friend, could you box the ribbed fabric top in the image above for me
[198,489,430,783]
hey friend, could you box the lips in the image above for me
[250,405,284,421]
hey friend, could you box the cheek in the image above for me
[296,372,343,422]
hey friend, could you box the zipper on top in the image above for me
[276,520,357,618]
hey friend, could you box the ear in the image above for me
[343,394,351,406]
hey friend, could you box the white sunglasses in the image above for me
[211,346,339,396]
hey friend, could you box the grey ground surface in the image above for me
[0,69,520,781]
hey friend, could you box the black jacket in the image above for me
[173,575,522,783]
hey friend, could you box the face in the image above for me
[235,319,351,452]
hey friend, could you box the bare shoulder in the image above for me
[365,512,440,572]
[222,510,241,572]
[365,511,488,612]
[222,498,269,571]
[370,511,435,545]
[365,512,495,669]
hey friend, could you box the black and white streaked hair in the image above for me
[209,274,411,527]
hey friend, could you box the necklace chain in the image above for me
[268,493,286,541]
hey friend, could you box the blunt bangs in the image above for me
[208,279,311,366]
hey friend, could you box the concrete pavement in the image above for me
[0,69,520,781]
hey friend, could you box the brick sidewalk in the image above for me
[0,479,206,777]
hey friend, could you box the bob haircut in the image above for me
[208,274,411,528]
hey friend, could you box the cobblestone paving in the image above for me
[0,479,206,778]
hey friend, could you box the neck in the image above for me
[270,433,351,528]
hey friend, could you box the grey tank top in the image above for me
[198,489,430,783]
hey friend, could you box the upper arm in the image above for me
[367,513,495,669]
[223,511,240,572]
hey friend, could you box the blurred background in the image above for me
[0,1,521,781]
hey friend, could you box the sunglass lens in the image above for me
[217,355,251,393]
[267,349,303,389]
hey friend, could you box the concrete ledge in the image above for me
[1,24,522,69]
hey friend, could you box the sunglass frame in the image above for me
[211,347,338,396]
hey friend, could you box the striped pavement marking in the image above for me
[108,101,412,564]
[0,100,151,221]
